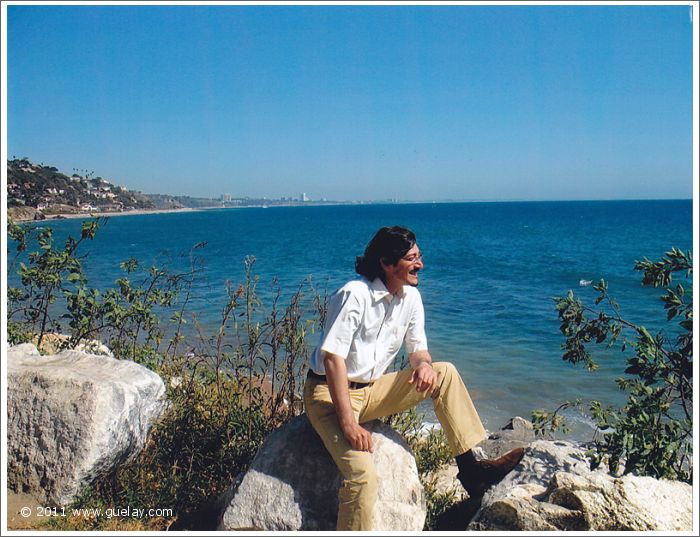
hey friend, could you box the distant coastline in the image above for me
[54,207,206,220]
[8,203,351,223]
[8,197,693,224]
[8,206,204,223]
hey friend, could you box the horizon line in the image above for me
[197,197,694,205]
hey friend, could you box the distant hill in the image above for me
[7,159,154,216]
[7,158,342,222]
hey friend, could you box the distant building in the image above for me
[221,193,232,202]
[301,192,309,202]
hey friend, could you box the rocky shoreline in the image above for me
[5,343,694,532]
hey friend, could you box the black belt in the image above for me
[307,370,371,390]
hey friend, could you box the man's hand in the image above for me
[340,421,374,452]
[408,361,438,395]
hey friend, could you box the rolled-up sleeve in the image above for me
[404,292,428,354]
[319,289,362,359]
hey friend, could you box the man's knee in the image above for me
[433,361,458,380]
[346,462,378,488]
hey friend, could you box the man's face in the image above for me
[383,243,424,288]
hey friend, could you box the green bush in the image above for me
[534,248,692,482]
[91,371,273,529]
[7,217,103,349]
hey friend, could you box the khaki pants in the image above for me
[303,362,486,531]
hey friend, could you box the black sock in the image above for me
[455,450,478,474]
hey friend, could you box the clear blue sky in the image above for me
[5,3,695,201]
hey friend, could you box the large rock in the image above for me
[484,438,602,490]
[8,206,43,222]
[468,439,693,531]
[474,416,537,459]
[7,343,168,506]
[218,414,426,531]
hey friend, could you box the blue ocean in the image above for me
[8,200,693,439]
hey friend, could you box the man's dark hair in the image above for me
[355,226,416,281]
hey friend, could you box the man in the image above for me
[304,226,524,531]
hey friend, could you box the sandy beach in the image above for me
[54,206,206,220]
[9,206,211,223]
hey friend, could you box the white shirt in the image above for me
[310,277,429,383]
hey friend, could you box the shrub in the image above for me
[7,217,103,349]
[533,248,692,482]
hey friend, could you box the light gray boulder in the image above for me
[486,438,602,489]
[474,416,537,460]
[218,414,426,531]
[7,343,168,506]
[468,439,693,531]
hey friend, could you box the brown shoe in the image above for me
[457,447,525,499]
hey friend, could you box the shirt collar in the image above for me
[368,277,405,302]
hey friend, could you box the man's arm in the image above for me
[323,351,374,452]
[408,349,438,394]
